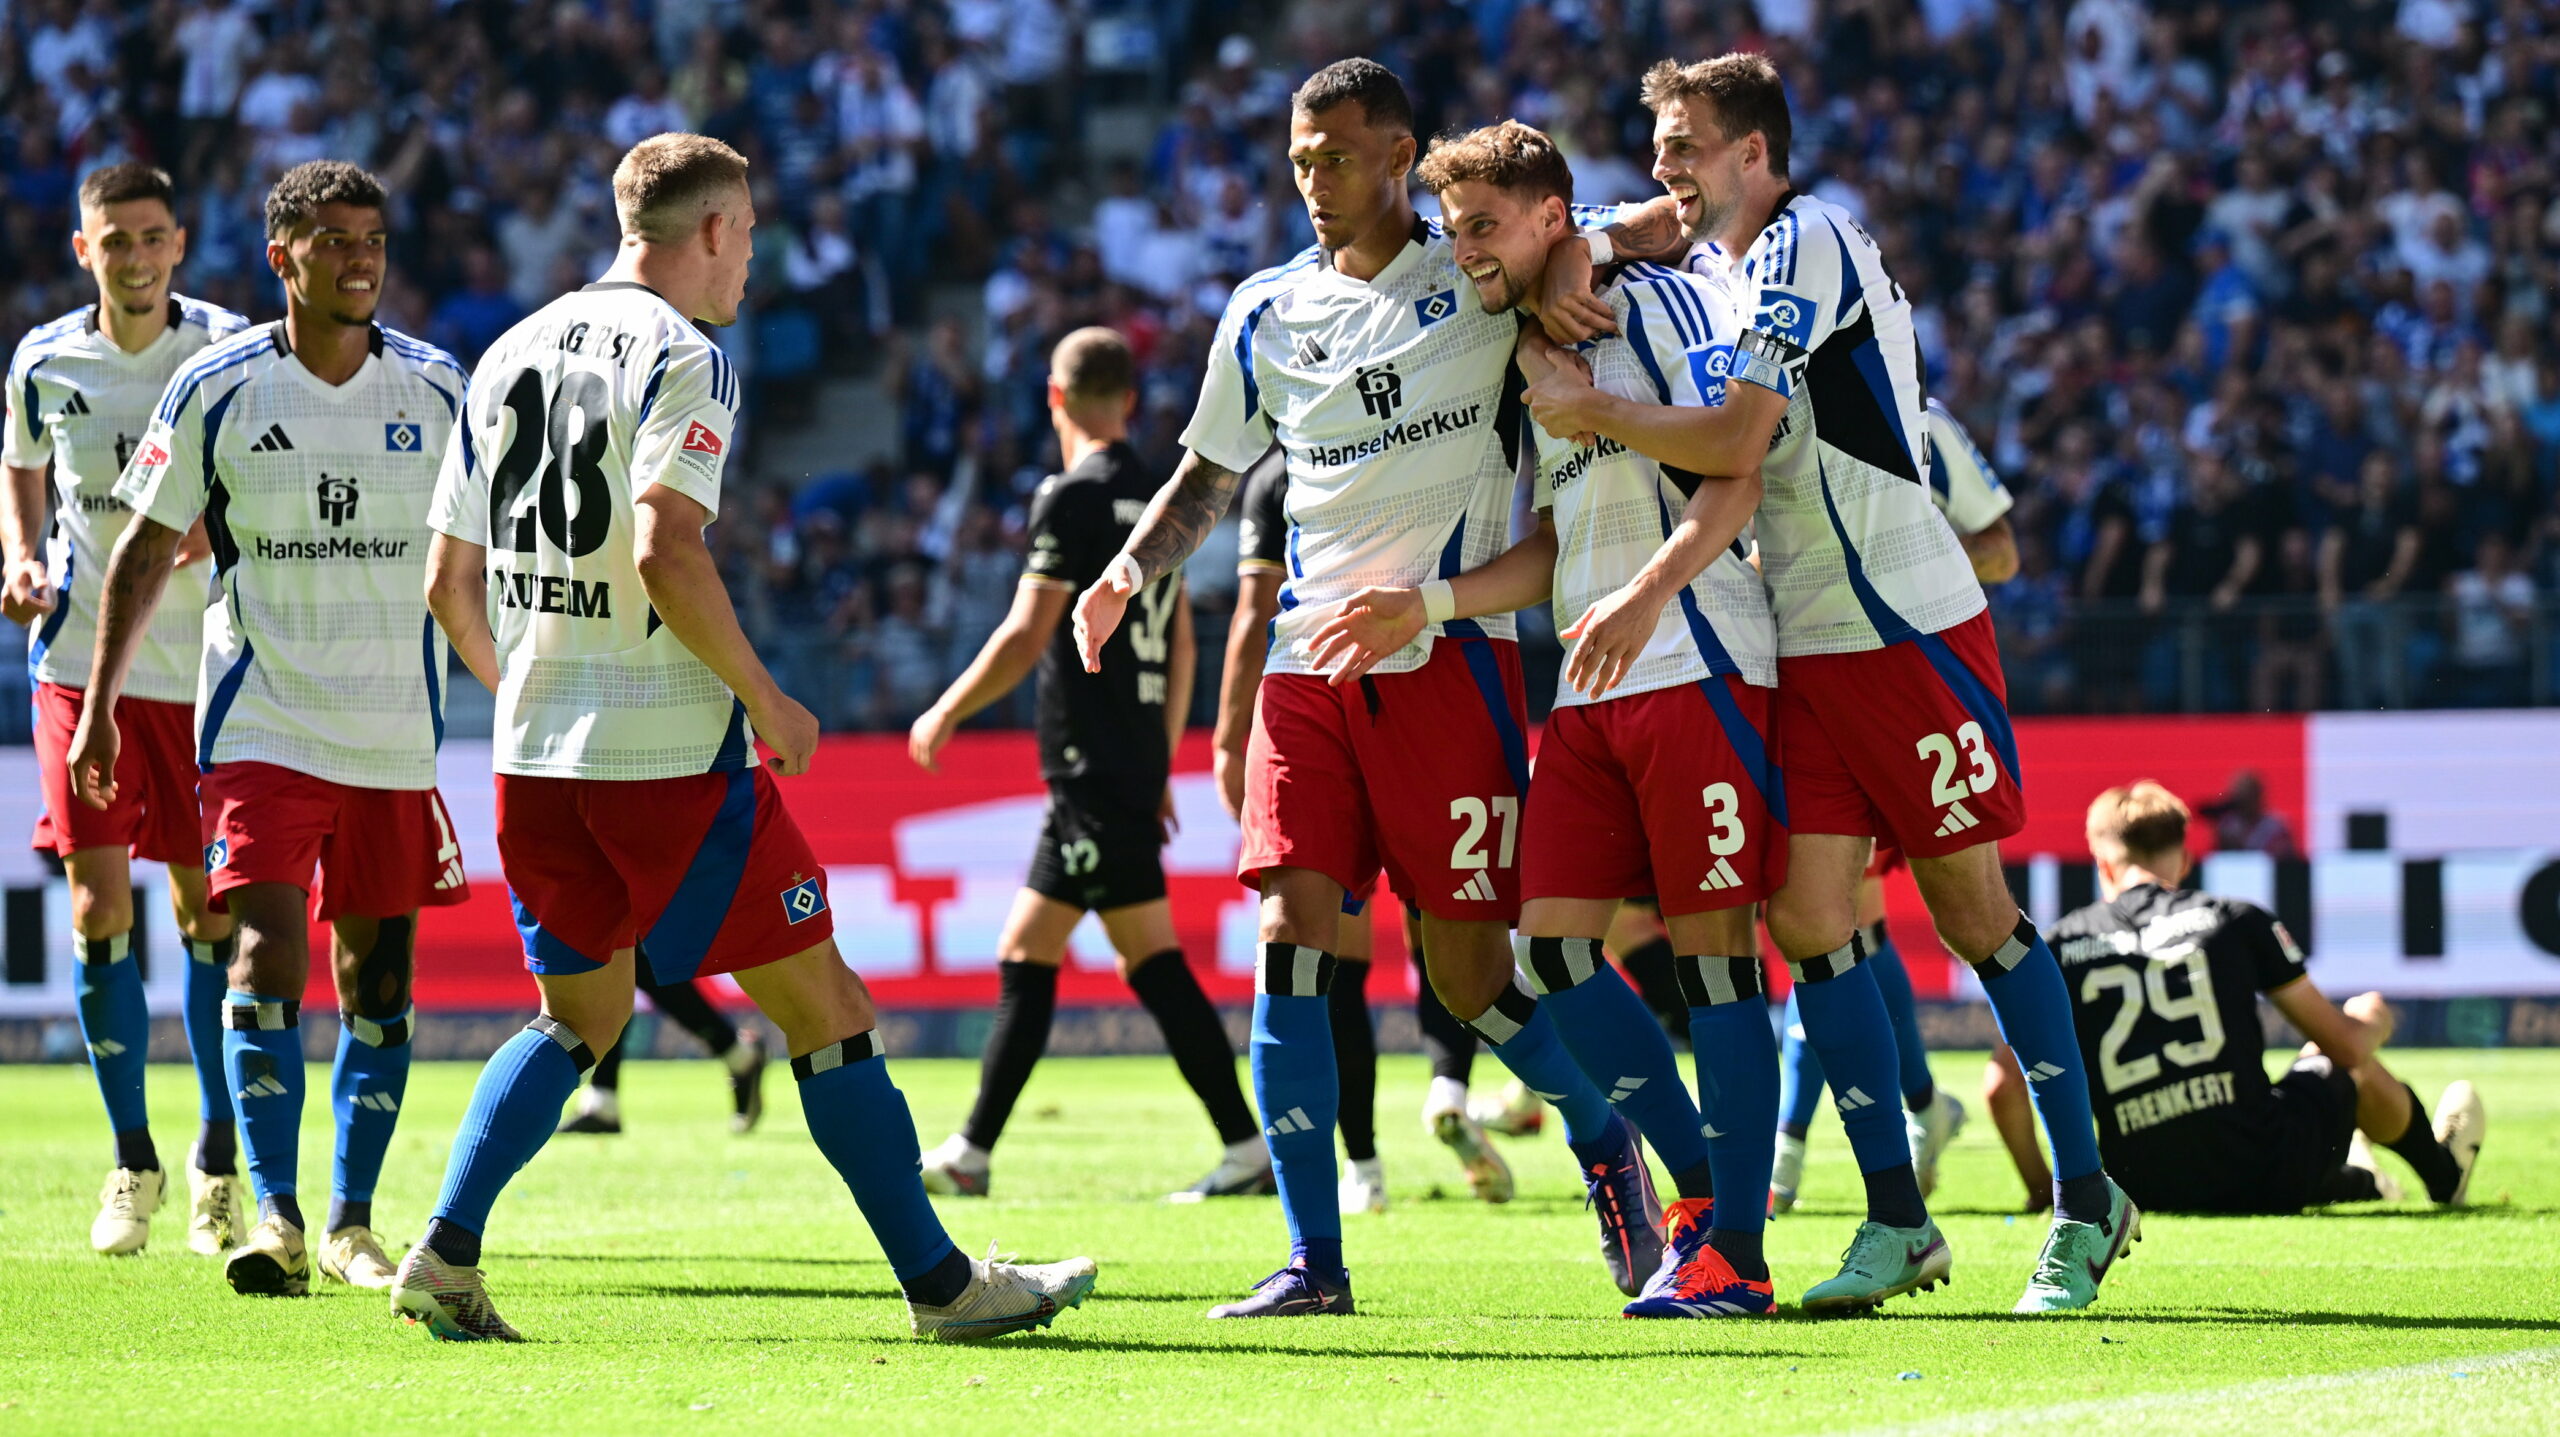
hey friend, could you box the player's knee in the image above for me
[230,916,308,995]
[343,915,415,1022]
[1763,889,1851,963]
[68,885,134,941]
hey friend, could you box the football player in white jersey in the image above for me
[1073,60,1713,1318]
[1311,121,1788,1318]
[1,163,249,1258]
[1529,54,2135,1315]
[72,161,471,1300]
[411,133,1095,1344]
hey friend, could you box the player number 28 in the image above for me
[1448,796,1519,871]
[2079,944,2228,1095]
[484,367,613,558]
[1915,722,1997,806]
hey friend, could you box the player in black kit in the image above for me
[909,327,1270,1201]
[2047,782,2484,1214]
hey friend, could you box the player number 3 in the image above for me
[1915,721,1997,806]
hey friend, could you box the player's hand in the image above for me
[750,688,822,776]
[907,703,957,772]
[1158,783,1180,843]
[1073,555,1142,673]
[2344,990,2395,1045]
[1213,743,1247,821]
[1526,361,1608,442]
[1560,582,1668,699]
[1537,235,1616,344]
[172,518,214,569]
[1514,335,1598,448]
[1305,587,1425,686]
[0,554,53,625]
[66,704,120,810]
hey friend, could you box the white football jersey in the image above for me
[1539,263,1773,708]
[1730,193,1983,656]
[4,297,249,700]
[115,323,461,790]
[426,281,749,781]
[1922,398,2012,538]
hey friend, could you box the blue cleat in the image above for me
[1206,1264,1355,1318]
[1624,1198,1774,1318]
[1580,1114,1665,1298]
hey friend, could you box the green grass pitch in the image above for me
[4,1049,2556,1434]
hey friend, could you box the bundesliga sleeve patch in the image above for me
[681,421,725,456]
[133,439,170,470]
[780,875,827,924]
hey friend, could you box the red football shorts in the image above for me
[1866,842,1905,879]
[199,760,471,920]
[1241,636,1528,923]
[1521,676,1788,916]
[1774,609,2025,859]
[30,682,199,864]
[497,766,833,981]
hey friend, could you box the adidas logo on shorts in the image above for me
[1697,856,1746,892]
[1451,872,1499,903]
[1934,801,1982,839]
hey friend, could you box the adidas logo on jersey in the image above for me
[1294,335,1328,366]
[1452,871,1499,903]
[1836,1086,1878,1112]
[55,392,89,417]
[249,423,294,453]
[1934,800,1981,839]
[2026,1060,2067,1083]
[1697,855,1746,892]
[1265,1106,1318,1137]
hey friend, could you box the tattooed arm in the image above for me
[1072,448,1241,671]
[1538,196,1690,344]
[65,515,183,809]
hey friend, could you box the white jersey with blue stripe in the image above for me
[114,323,461,790]
[1922,398,2011,538]
[1539,263,1774,708]
[4,297,249,700]
[1728,193,1982,656]
[427,281,752,781]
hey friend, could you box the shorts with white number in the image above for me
[1521,677,1786,916]
[1025,780,1168,912]
[1772,609,2023,858]
[1240,637,1528,922]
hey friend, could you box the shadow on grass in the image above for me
[1864,1309,2560,1331]
[1021,1335,1831,1360]
[578,1283,1239,1304]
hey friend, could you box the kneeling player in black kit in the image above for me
[2051,782,2484,1213]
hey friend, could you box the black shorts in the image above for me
[1023,780,1167,913]
[2114,1057,2360,1214]
[2261,1055,2362,1209]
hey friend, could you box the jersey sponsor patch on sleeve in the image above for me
[1753,290,1815,348]
[681,420,724,456]
[1688,343,1734,407]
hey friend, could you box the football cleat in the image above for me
[1801,1218,1951,1315]
[918,1134,991,1198]
[555,1109,622,1135]
[185,1154,244,1255]
[1624,1197,1774,1318]
[2433,1080,2485,1206]
[1469,1078,1546,1138]
[1168,1139,1276,1203]
[319,1225,398,1289]
[1427,1105,1514,1204]
[908,1244,1097,1341]
[91,1166,164,1256]
[391,1242,522,1341]
[1581,1113,1665,1299]
[1907,1092,1967,1198]
[2013,1178,2139,1313]
[223,1213,311,1296]
[1770,1132,1807,1214]
[1339,1156,1388,1215]
[1205,1263,1354,1319]
[729,1029,768,1133]
[2344,1131,2403,1202]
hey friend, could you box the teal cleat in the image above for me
[2013,1178,2140,1313]
[1800,1218,1952,1316]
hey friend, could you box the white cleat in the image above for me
[185,1154,245,1255]
[1907,1092,1967,1198]
[319,1225,399,1289]
[2433,1080,2485,1206]
[1169,1138,1275,1203]
[1338,1156,1387,1214]
[1427,1105,1513,1204]
[918,1133,991,1198]
[1469,1078,1546,1138]
[391,1242,522,1341]
[1770,1132,1807,1214]
[223,1213,310,1296]
[91,1167,165,1255]
[907,1244,1098,1342]
[2344,1131,2403,1202]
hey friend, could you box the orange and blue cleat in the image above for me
[1623,1198,1775,1319]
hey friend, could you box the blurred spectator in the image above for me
[2204,771,2300,861]
[2444,532,2535,707]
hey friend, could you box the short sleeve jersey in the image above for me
[2049,882,2311,1181]
[426,282,750,781]
[4,296,250,700]
[1730,193,1983,656]
[1021,440,1175,793]
[1233,445,1288,574]
[1538,263,1774,708]
[1922,399,2012,538]
[115,323,460,790]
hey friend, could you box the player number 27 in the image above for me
[2080,944,2228,1095]
[1448,796,1519,871]
[1915,722,1997,805]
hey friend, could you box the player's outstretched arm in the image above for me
[2269,977,2379,1072]
[0,463,54,624]
[1528,360,1788,481]
[909,579,1069,771]
[1564,470,1763,699]
[1074,448,1238,671]
[1160,579,1195,836]
[1534,197,1689,344]
[424,532,502,693]
[1304,516,1559,687]
[1214,568,1281,819]
[633,485,820,776]
[67,514,183,808]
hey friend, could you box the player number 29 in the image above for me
[1448,796,1519,871]
[2079,944,2228,1095]
[1915,722,1996,805]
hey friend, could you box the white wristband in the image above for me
[1582,229,1614,269]
[1104,553,1145,592]
[1419,579,1458,626]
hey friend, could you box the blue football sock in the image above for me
[1253,943,1341,1280]
[1789,942,1925,1224]
[1464,981,1611,1147]
[1677,955,1780,1238]
[75,934,154,1166]
[331,1006,412,1212]
[1865,923,1936,1109]
[791,1035,962,1291]
[183,937,236,1145]
[431,1018,587,1241]
[1520,938,1713,1178]
[1777,990,1825,1136]
[222,991,306,1209]
[1975,918,2107,1208]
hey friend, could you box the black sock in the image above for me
[328,1198,371,1233]
[1706,1226,1767,1280]
[961,962,1058,1151]
[1327,959,1378,1162]
[1668,1155,1716,1202]
[1413,940,1475,1085]
[263,1193,305,1232]
[2384,1084,2464,1202]
[1864,1161,1928,1229]
[195,1120,237,1175]
[643,975,739,1057]
[423,1215,479,1267]
[2055,1170,2113,1223]
[2311,1162,2382,1205]
[1128,949,1259,1147]
[589,1034,626,1091]
[113,1127,159,1173]
[903,1245,974,1307]
[1617,935,1689,1047]
[1779,1120,1810,1140]
[1908,1083,1937,1113]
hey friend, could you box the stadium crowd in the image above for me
[3,0,2558,726]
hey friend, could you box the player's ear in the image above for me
[70,226,90,267]
[1120,387,1137,420]
[266,236,290,282]
[167,226,189,268]
[1390,132,1416,179]
[1045,377,1066,414]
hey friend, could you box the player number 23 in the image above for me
[1915,722,1997,805]
[1448,796,1519,871]
[2080,944,2228,1095]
